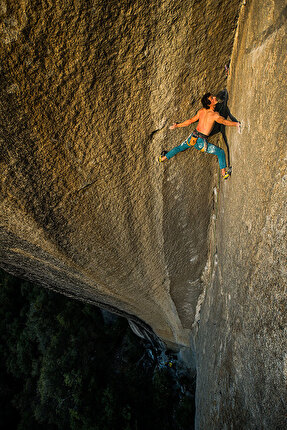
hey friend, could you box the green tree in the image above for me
[0,269,195,429]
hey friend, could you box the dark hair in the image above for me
[201,92,212,109]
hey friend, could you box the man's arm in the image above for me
[215,113,239,127]
[170,111,200,130]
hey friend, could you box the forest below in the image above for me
[0,269,195,430]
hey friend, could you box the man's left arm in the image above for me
[215,113,240,128]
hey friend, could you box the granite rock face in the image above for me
[0,0,240,346]
[1,0,286,427]
[194,0,287,428]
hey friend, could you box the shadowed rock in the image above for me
[194,0,287,428]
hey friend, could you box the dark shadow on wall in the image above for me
[209,89,239,168]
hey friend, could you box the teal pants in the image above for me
[165,134,227,170]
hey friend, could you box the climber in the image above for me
[158,92,240,179]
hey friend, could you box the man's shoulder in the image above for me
[209,110,220,118]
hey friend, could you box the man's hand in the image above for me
[170,123,178,130]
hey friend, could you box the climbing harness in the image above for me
[189,130,208,152]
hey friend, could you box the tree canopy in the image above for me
[0,269,195,429]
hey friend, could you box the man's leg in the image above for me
[195,138,228,177]
[159,135,193,162]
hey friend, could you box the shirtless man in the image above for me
[158,93,240,179]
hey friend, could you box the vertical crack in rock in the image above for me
[194,0,287,428]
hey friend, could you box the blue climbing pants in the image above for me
[165,130,227,170]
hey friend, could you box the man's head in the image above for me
[201,92,218,109]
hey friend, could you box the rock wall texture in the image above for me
[1,0,286,427]
[0,0,240,347]
[194,0,287,428]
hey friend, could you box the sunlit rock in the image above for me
[0,0,240,346]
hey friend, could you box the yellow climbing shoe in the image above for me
[223,172,230,180]
[158,150,167,162]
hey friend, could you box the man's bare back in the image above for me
[197,108,221,136]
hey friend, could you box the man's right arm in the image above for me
[170,111,200,130]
